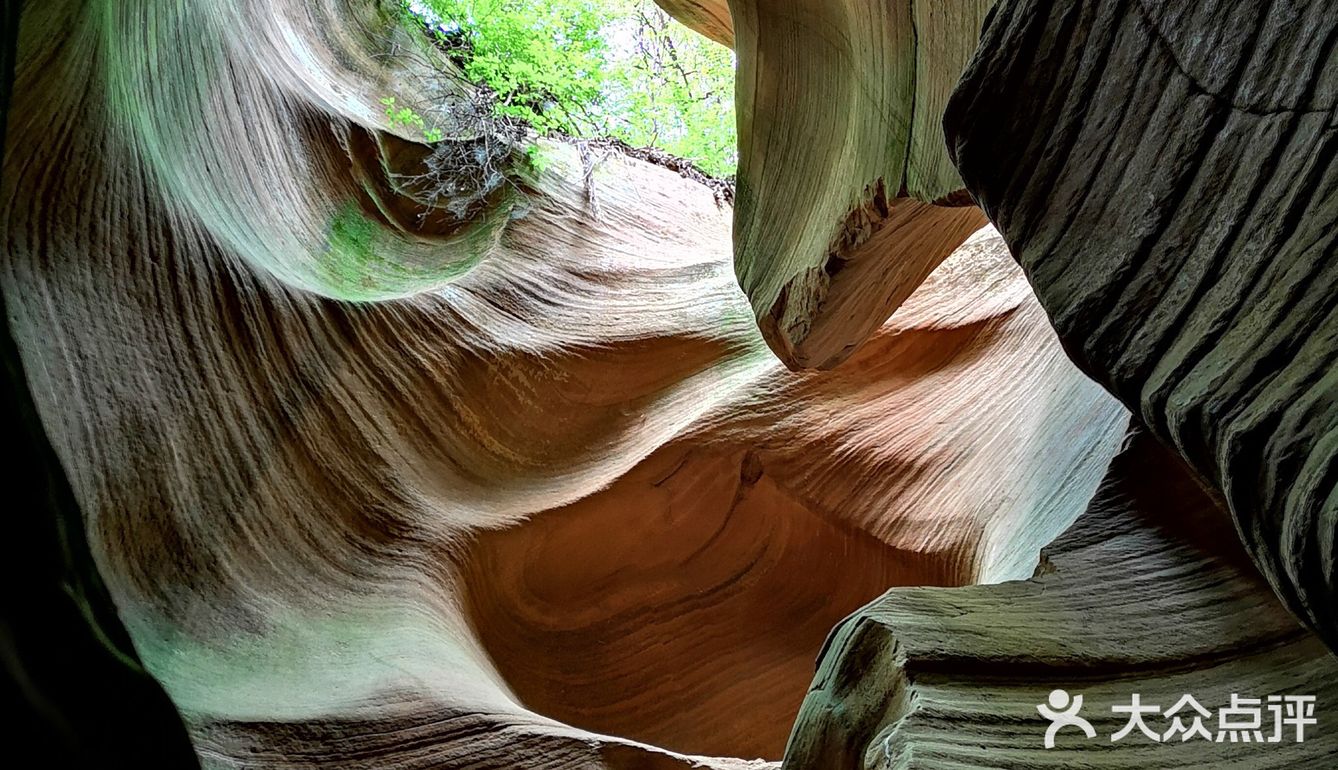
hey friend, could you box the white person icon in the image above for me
[1038,689,1097,748]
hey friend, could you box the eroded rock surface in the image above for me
[786,432,1338,768]
[4,0,1126,766]
[726,0,996,369]
[947,0,1338,655]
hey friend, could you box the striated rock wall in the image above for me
[10,0,1333,766]
[947,0,1338,661]
[3,0,1128,766]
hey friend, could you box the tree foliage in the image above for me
[403,0,737,177]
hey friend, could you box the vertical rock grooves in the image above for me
[946,0,1338,653]
[0,2,198,759]
[4,0,1129,766]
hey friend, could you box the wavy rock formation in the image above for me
[660,0,997,370]
[3,0,1129,767]
[785,431,1338,768]
[767,0,1338,765]
[12,0,1333,766]
[454,231,1127,762]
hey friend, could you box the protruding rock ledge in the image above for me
[729,0,997,369]
[784,432,1338,768]
[758,196,986,370]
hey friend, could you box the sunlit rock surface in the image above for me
[786,433,1338,768]
[666,0,997,370]
[10,0,1334,767]
[777,0,1338,765]
[2,0,1128,766]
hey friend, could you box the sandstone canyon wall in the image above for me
[3,0,1336,768]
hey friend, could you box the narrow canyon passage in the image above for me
[7,0,1338,767]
